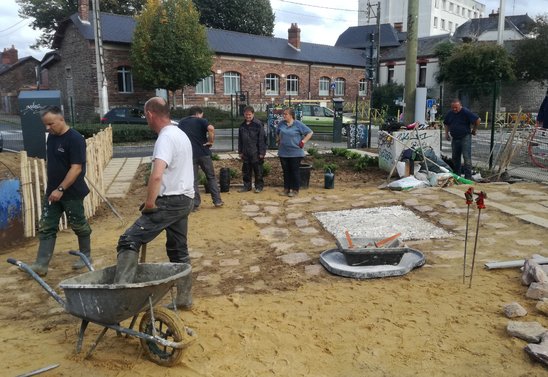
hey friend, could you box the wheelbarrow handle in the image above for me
[68,250,95,271]
[6,258,67,308]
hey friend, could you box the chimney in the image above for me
[288,23,301,51]
[79,0,89,22]
[1,45,18,65]
[394,22,403,32]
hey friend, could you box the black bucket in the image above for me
[219,167,230,192]
[299,163,312,189]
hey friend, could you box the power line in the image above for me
[278,0,366,13]
[273,8,353,22]
[0,18,27,33]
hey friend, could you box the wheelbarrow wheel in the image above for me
[139,306,186,366]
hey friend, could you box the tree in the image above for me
[131,0,213,94]
[371,83,404,117]
[193,0,274,36]
[435,42,515,97]
[512,16,548,84]
[16,0,145,49]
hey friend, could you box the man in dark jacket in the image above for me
[238,106,267,193]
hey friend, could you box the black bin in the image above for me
[219,167,230,192]
[299,163,312,189]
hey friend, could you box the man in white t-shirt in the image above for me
[114,97,195,309]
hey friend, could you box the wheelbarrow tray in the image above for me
[59,263,190,325]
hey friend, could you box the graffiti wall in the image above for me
[378,129,441,171]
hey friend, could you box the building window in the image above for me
[387,65,395,84]
[449,21,453,31]
[449,2,454,12]
[359,79,367,96]
[223,71,240,95]
[442,0,446,11]
[117,66,133,93]
[334,77,345,96]
[418,63,427,87]
[434,17,438,28]
[196,74,214,94]
[319,77,330,96]
[435,0,439,8]
[441,19,446,30]
[286,74,299,96]
[264,73,279,95]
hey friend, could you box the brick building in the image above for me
[43,1,367,122]
[0,46,40,114]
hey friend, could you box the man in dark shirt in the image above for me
[178,106,223,210]
[443,99,480,180]
[536,89,548,129]
[238,106,267,193]
[28,106,92,276]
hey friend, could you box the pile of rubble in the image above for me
[503,257,548,366]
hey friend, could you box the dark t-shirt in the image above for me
[537,96,547,128]
[46,128,89,199]
[443,107,479,138]
[178,116,211,158]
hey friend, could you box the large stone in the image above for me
[526,282,548,300]
[522,259,548,286]
[507,321,547,343]
[536,298,548,316]
[503,302,528,318]
[525,333,548,366]
[260,226,290,241]
[278,252,311,265]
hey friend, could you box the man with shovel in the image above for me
[443,99,480,180]
[114,97,195,310]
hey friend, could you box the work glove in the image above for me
[298,140,305,148]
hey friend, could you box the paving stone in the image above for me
[403,199,419,206]
[275,219,286,226]
[254,200,279,206]
[441,201,457,208]
[481,237,497,245]
[310,237,330,246]
[487,192,512,201]
[219,259,240,267]
[495,230,519,236]
[278,252,311,265]
[414,205,434,212]
[264,206,281,215]
[305,264,323,276]
[242,204,261,212]
[446,208,469,214]
[299,227,319,234]
[289,197,312,204]
[426,211,440,217]
[516,239,544,246]
[287,212,304,220]
[260,226,290,240]
[295,219,309,227]
[189,251,204,258]
[196,274,213,281]
[485,222,508,229]
[378,199,399,204]
[201,260,213,267]
[270,242,295,253]
[249,266,260,273]
[517,214,548,228]
[253,216,273,225]
[439,218,456,226]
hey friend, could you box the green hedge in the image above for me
[74,123,156,143]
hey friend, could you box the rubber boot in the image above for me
[166,273,193,311]
[72,235,92,270]
[29,238,56,277]
[113,250,139,284]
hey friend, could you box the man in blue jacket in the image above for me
[443,99,480,180]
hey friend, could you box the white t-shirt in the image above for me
[153,125,195,198]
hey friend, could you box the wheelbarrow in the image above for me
[7,251,196,366]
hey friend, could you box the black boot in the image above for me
[114,250,139,284]
[73,235,92,270]
[166,273,193,311]
[29,238,56,277]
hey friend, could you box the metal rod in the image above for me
[463,204,471,284]
[468,207,482,288]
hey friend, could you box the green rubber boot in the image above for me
[72,236,92,270]
[29,238,56,277]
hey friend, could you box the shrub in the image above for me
[211,153,220,161]
[353,155,378,171]
[229,167,239,178]
[323,163,338,173]
[262,161,272,176]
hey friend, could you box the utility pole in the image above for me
[92,0,109,116]
[366,1,380,147]
[403,0,418,124]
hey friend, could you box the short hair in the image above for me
[451,98,461,105]
[40,105,64,118]
[188,106,203,116]
[144,97,170,117]
[243,106,255,114]
[284,107,295,119]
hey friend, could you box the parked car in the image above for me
[299,104,354,134]
[100,107,147,125]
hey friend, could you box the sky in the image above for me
[1,0,547,62]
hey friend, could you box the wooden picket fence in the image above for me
[19,127,113,237]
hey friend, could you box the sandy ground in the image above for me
[2,162,548,376]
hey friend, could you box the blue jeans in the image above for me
[117,194,193,263]
[279,156,302,191]
[193,155,222,207]
[451,134,472,179]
